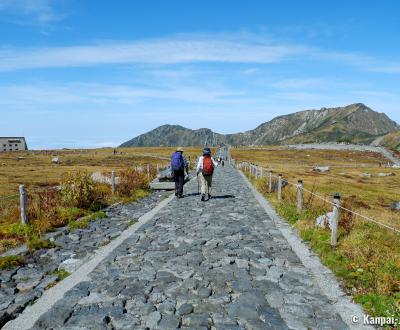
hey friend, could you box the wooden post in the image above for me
[111,171,116,194]
[259,166,263,178]
[268,171,272,193]
[278,174,282,201]
[331,193,341,248]
[147,164,150,179]
[19,185,27,225]
[297,180,303,213]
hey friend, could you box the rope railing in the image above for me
[233,160,400,239]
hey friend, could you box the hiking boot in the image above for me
[201,194,205,201]
[178,194,183,199]
[208,194,211,200]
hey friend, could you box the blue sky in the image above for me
[0,0,399,149]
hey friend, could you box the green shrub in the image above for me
[58,207,87,223]
[53,269,70,281]
[27,237,55,251]
[0,255,25,270]
[68,211,106,231]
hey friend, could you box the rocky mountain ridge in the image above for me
[120,103,399,147]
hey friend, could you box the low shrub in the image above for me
[61,171,96,208]
[117,168,151,197]
[68,211,106,231]
[0,255,25,270]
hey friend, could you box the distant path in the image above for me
[6,165,370,329]
[285,143,400,166]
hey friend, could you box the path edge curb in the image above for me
[238,169,373,330]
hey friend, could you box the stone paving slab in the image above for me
[7,164,365,329]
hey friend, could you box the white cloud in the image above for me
[0,32,398,74]
[0,35,309,71]
[0,82,251,107]
[0,0,63,25]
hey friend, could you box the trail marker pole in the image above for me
[111,171,115,195]
[147,164,150,179]
[331,193,341,248]
[19,185,27,225]
[260,166,263,178]
[268,171,272,193]
[297,180,303,213]
[278,174,282,201]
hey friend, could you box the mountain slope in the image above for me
[120,103,399,147]
[119,125,225,147]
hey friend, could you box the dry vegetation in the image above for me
[0,147,203,253]
[232,147,400,324]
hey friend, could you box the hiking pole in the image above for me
[197,173,200,195]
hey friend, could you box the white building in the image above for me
[0,137,28,152]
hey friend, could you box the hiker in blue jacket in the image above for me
[170,147,189,198]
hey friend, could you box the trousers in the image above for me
[198,172,213,195]
[173,170,185,196]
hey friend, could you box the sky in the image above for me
[0,0,399,149]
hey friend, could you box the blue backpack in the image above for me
[171,152,184,171]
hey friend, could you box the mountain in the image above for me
[119,125,225,147]
[120,103,399,147]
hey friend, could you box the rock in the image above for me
[197,287,212,298]
[36,275,59,290]
[316,212,334,229]
[378,172,395,177]
[14,290,39,306]
[16,279,40,293]
[158,314,181,329]
[51,157,60,164]
[313,166,330,173]
[176,303,194,316]
[360,172,371,178]
[68,233,80,241]
[144,310,161,328]
[58,258,82,273]
[390,202,400,211]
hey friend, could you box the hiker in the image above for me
[196,147,219,201]
[170,147,189,198]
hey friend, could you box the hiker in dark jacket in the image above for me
[170,147,189,198]
[196,147,218,201]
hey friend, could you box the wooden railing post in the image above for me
[111,171,115,195]
[331,193,341,248]
[297,180,303,213]
[19,185,27,225]
[268,171,272,193]
[278,174,282,201]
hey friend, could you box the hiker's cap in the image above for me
[203,147,211,155]
[177,147,184,152]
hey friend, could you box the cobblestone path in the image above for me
[32,165,348,329]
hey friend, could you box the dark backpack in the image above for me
[171,152,184,171]
[202,155,214,175]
